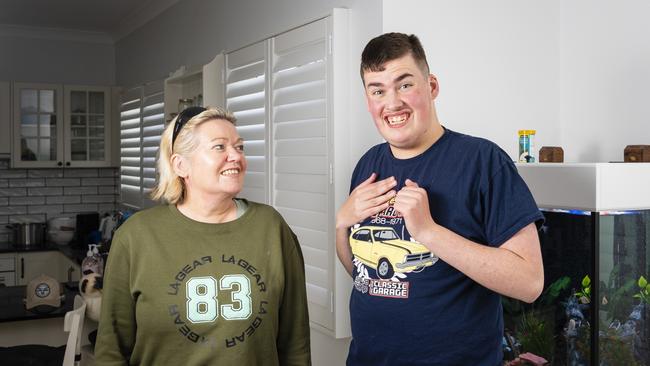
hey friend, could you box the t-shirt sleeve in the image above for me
[277,229,312,366]
[94,233,136,366]
[481,159,544,247]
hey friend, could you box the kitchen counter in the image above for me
[0,243,86,265]
[0,282,78,323]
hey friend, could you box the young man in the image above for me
[336,33,545,365]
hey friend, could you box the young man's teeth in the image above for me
[387,115,407,125]
[222,169,239,176]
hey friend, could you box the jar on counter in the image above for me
[518,130,536,163]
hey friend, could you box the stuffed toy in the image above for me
[79,272,103,322]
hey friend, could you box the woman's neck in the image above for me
[176,195,237,224]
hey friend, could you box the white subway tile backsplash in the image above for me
[9,214,46,223]
[98,186,118,195]
[28,170,64,178]
[0,170,27,179]
[46,178,81,187]
[99,168,118,177]
[98,203,117,213]
[28,204,64,215]
[47,196,81,204]
[9,196,45,205]
[64,203,98,213]
[64,169,98,178]
[82,195,116,204]
[28,187,63,196]
[0,164,118,223]
[0,188,27,197]
[9,179,45,187]
[64,186,97,195]
[81,177,115,186]
[0,206,27,215]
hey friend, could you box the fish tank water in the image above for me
[503,163,650,366]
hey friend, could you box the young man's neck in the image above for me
[390,122,445,159]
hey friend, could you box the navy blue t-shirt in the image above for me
[346,128,543,366]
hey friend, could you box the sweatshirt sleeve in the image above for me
[277,230,312,366]
[94,234,137,366]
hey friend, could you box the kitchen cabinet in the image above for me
[0,253,16,287]
[15,251,80,286]
[0,81,10,155]
[12,82,112,168]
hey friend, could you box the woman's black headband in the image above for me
[172,106,207,147]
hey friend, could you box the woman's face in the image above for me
[182,119,247,200]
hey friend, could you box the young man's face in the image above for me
[363,53,439,158]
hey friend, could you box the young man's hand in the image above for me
[336,173,397,229]
[394,179,436,243]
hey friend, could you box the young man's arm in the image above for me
[335,173,397,276]
[395,179,544,303]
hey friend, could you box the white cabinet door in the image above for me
[0,253,16,287]
[12,83,64,168]
[64,85,112,167]
[16,251,61,285]
[12,83,112,168]
[0,81,10,155]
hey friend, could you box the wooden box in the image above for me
[539,146,564,163]
[624,145,650,162]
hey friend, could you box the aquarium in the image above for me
[503,163,650,366]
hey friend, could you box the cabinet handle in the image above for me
[21,258,24,279]
[65,162,71,166]
[57,161,63,166]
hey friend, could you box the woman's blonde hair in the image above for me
[150,107,237,204]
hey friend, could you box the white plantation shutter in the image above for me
[120,87,143,209]
[226,41,268,203]
[141,82,165,208]
[271,18,333,330]
[222,11,349,336]
[119,82,165,209]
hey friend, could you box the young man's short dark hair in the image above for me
[360,32,430,82]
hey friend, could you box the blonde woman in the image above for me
[95,107,311,365]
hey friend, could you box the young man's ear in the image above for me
[171,154,188,179]
[428,74,439,100]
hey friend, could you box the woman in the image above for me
[95,107,311,365]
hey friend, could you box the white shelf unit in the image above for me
[516,163,650,211]
[163,54,224,124]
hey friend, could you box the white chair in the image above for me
[63,295,87,366]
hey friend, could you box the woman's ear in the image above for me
[171,153,189,179]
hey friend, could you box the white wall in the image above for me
[0,29,115,85]
[383,0,561,160]
[559,0,650,162]
[383,0,650,163]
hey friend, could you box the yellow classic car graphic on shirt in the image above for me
[349,226,437,279]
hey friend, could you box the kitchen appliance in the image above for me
[71,212,100,248]
[47,216,76,245]
[6,222,46,247]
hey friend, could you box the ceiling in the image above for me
[0,0,179,39]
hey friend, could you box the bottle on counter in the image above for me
[518,129,537,163]
[81,244,104,276]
